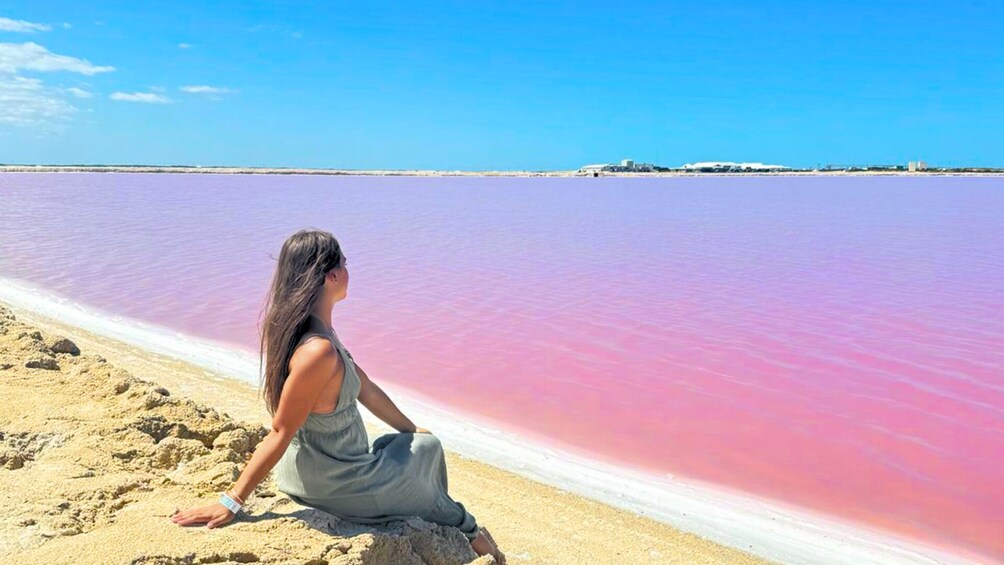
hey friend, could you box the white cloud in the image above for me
[0,18,51,33]
[0,75,75,124]
[66,86,92,98]
[110,91,171,103]
[180,85,236,94]
[0,42,111,128]
[178,43,192,49]
[0,42,115,75]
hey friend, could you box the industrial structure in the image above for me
[579,159,794,174]
[579,159,657,174]
[678,161,792,172]
[578,158,949,174]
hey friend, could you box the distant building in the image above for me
[680,161,732,172]
[680,161,792,172]
[908,161,917,172]
[864,164,906,171]
[579,159,656,174]
[736,162,792,172]
[621,160,654,172]
[579,159,792,174]
[580,164,613,174]
[918,160,927,171]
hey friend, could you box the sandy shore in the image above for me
[0,303,767,564]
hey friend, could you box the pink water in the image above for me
[1,173,1001,560]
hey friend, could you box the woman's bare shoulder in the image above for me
[274,335,344,433]
[289,334,341,374]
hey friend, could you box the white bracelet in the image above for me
[219,492,243,514]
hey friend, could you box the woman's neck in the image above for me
[308,313,333,334]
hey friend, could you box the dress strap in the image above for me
[299,331,353,359]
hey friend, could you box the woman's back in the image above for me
[273,331,480,541]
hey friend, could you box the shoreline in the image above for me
[0,277,985,564]
[0,299,766,564]
[2,165,1003,177]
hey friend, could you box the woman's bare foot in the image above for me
[480,526,500,549]
[471,527,506,564]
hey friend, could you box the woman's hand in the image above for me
[170,502,235,529]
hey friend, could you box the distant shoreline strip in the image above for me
[1,166,1003,177]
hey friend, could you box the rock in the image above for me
[408,527,482,565]
[120,415,175,443]
[18,330,43,341]
[48,337,81,355]
[0,432,64,469]
[151,437,210,469]
[212,429,254,453]
[338,533,424,565]
[143,389,172,409]
[0,449,24,470]
[170,449,243,485]
[0,312,496,565]
[25,357,59,370]
[130,551,261,564]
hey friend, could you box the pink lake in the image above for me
[0,173,1001,561]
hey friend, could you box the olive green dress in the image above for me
[274,331,480,540]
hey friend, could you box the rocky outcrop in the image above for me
[0,305,494,564]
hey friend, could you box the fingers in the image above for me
[171,509,200,526]
[170,504,235,529]
[170,507,210,526]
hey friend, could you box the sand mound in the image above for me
[0,306,494,564]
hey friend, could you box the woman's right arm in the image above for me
[171,338,344,528]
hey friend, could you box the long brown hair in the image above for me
[258,228,344,417]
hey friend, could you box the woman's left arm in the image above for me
[355,362,427,433]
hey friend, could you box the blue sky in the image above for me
[0,1,1001,170]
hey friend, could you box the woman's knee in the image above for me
[415,432,443,449]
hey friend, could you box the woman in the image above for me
[170,228,506,564]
